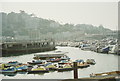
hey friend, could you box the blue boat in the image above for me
[0,67,16,73]
[58,60,72,65]
[7,61,22,66]
[44,62,52,67]
[16,65,28,72]
[102,47,110,53]
[75,59,84,63]
[75,59,90,68]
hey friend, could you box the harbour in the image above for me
[1,46,119,79]
[1,2,119,80]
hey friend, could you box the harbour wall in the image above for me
[1,40,56,57]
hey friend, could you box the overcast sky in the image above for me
[1,2,118,30]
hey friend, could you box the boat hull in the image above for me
[27,62,43,65]
[28,70,49,74]
[77,64,90,68]
[58,68,73,72]
[0,70,16,73]
[47,60,61,62]
[88,62,96,65]
[16,69,27,72]
[47,68,58,71]
[58,63,72,65]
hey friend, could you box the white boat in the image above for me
[86,59,96,65]
[33,51,68,60]
[81,44,91,51]
[108,45,117,54]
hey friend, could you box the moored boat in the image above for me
[86,59,96,65]
[16,65,28,72]
[101,46,110,54]
[58,64,73,72]
[27,66,49,74]
[0,67,16,73]
[75,59,90,68]
[77,63,90,68]
[27,60,45,65]
[33,51,68,60]
[47,58,61,62]
[0,63,6,70]
[80,44,91,51]
[94,71,120,76]
[58,60,72,65]
[75,59,84,63]
[6,61,22,66]
[60,55,70,60]
[45,63,58,70]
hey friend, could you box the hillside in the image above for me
[1,11,114,41]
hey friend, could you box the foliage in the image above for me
[1,11,113,41]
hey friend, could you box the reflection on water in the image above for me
[27,72,47,75]
[1,46,119,79]
[17,72,27,74]
[2,73,17,77]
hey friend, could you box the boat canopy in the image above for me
[75,59,84,63]
[44,62,52,67]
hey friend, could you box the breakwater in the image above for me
[1,40,56,57]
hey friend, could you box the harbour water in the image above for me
[1,46,119,79]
